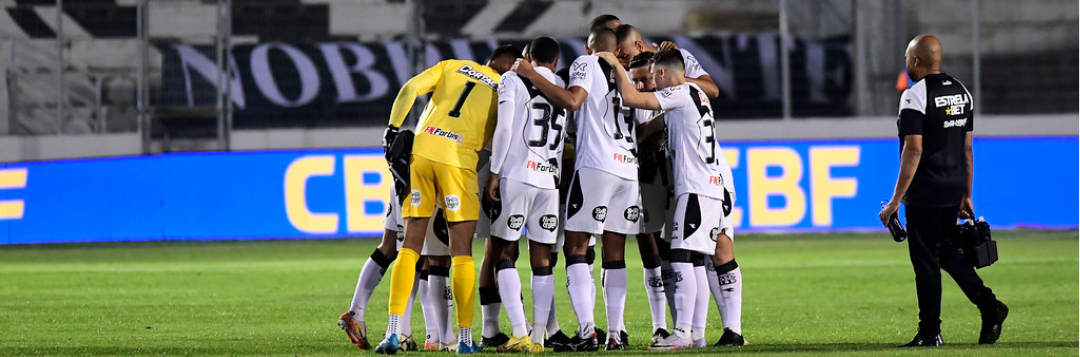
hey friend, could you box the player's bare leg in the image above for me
[636,231,669,343]
[447,220,480,353]
[709,233,745,346]
[376,217,429,354]
[341,228,400,350]
[600,231,629,350]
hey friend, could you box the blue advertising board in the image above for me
[0,137,1076,244]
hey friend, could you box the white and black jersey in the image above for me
[679,49,709,80]
[654,82,724,199]
[567,55,639,180]
[897,73,974,207]
[490,68,567,189]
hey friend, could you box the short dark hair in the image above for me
[528,37,561,65]
[589,14,620,31]
[489,44,523,62]
[629,52,655,69]
[614,24,638,44]
[652,49,684,73]
[587,28,617,52]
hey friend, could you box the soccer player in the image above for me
[614,24,720,98]
[514,28,640,352]
[484,36,567,353]
[624,51,674,344]
[595,49,727,350]
[374,45,521,355]
[339,187,449,351]
[589,14,622,32]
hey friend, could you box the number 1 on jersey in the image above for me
[448,81,477,118]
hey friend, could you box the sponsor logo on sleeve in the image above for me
[570,62,588,80]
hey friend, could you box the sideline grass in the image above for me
[0,231,1076,356]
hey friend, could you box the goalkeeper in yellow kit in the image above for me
[375,46,521,355]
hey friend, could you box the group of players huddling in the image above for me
[338,14,745,354]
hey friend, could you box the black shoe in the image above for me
[900,333,944,347]
[979,301,1009,344]
[545,330,571,350]
[713,328,747,346]
[604,336,625,351]
[480,332,510,349]
[554,332,598,352]
[652,328,671,345]
[620,330,629,346]
[594,327,606,341]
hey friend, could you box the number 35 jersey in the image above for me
[655,82,724,199]
[489,67,568,189]
[568,55,638,181]
[388,59,501,170]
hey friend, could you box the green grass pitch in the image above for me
[1,231,1076,356]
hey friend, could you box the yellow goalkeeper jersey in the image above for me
[388,59,501,170]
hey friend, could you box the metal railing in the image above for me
[7,37,105,135]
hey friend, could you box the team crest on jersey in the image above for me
[592,206,608,222]
[410,189,422,206]
[456,65,498,90]
[539,214,558,232]
[423,126,464,144]
[710,227,719,242]
[507,214,525,230]
[624,206,640,223]
[444,194,461,212]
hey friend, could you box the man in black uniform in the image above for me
[879,35,1008,347]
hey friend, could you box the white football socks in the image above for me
[716,260,743,335]
[642,256,668,331]
[496,261,529,338]
[428,266,455,344]
[350,249,393,322]
[705,261,725,329]
[418,271,437,343]
[691,263,709,342]
[478,284,501,339]
[661,260,678,323]
[566,257,595,338]
[531,268,555,343]
[601,261,628,338]
[671,260,696,340]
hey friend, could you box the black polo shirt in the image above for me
[896,72,974,207]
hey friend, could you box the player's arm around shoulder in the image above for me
[595,52,661,111]
[516,57,587,111]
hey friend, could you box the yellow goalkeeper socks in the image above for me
[451,255,476,328]
[388,248,419,316]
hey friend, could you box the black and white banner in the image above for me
[160,34,851,127]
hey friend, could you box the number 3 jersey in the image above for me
[489,67,568,189]
[568,55,638,180]
[655,82,725,199]
[388,59,501,170]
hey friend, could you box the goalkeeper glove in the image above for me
[382,126,400,161]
